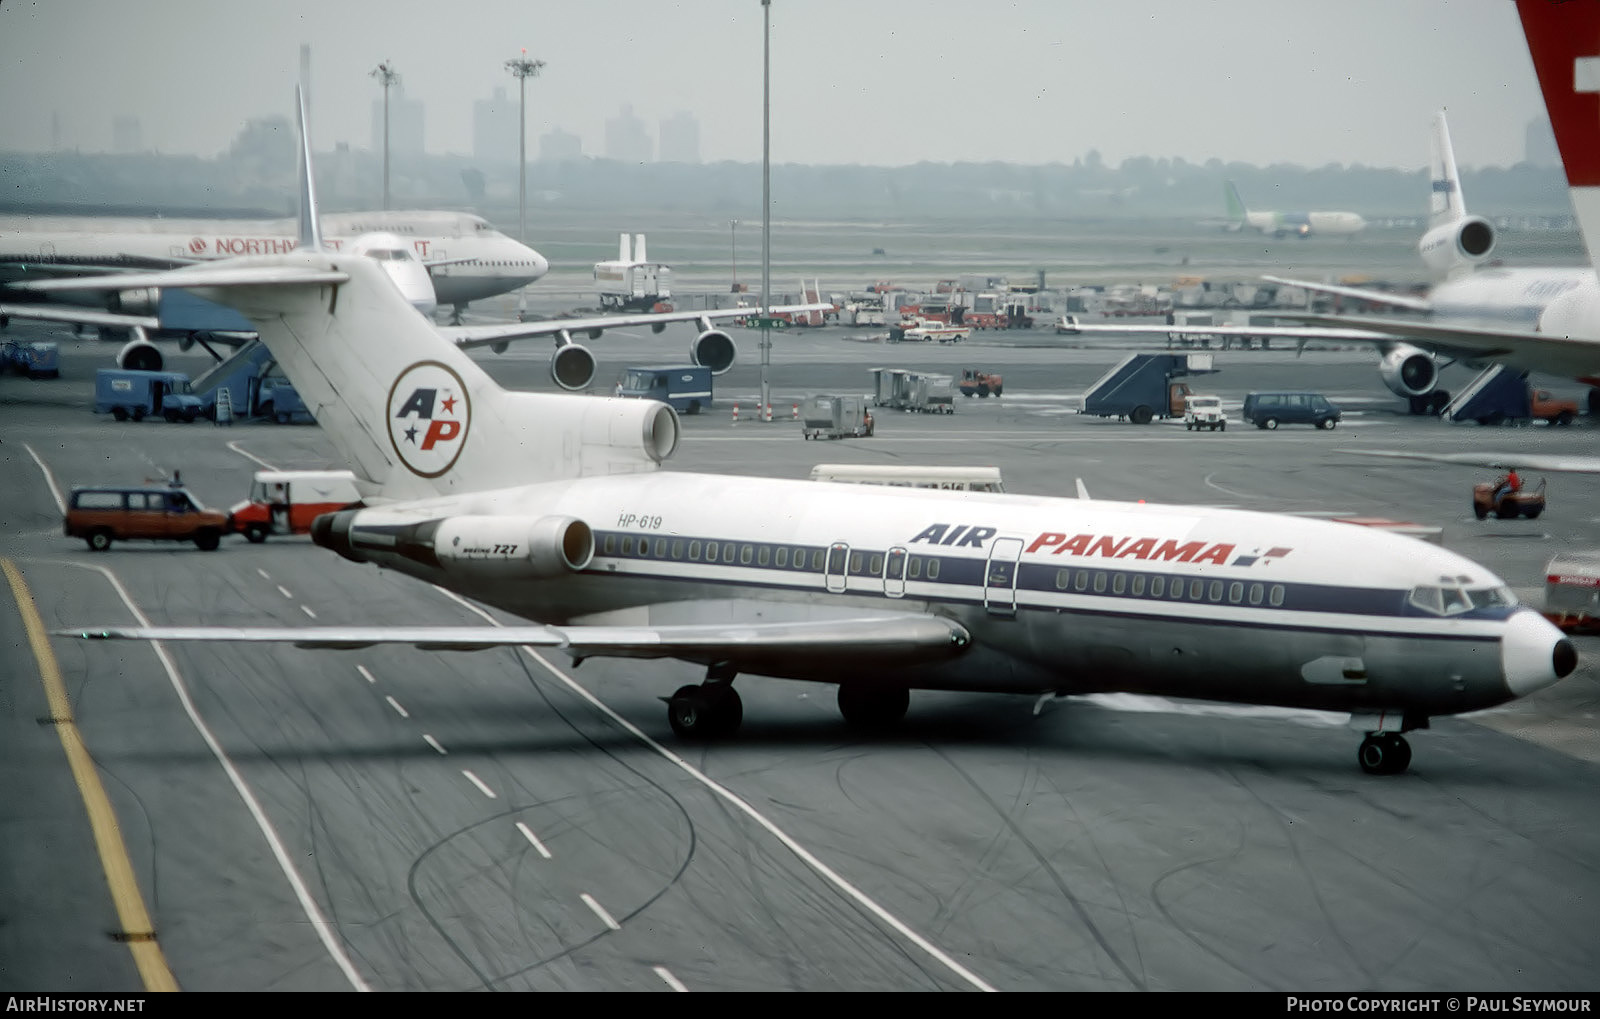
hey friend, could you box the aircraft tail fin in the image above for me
[295,85,322,253]
[189,92,677,502]
[1428,110,1468,231]
[1517,0,1600,273]
[1223,180,1247,230]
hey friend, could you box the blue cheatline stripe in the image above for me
[586,530,1513,635]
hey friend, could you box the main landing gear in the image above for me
[663,666,913,740]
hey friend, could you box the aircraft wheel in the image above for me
[1263,417,1278,430]
[87,529,113,552]
[1358,734,1410,775]
[668,683,742,739]
[837,683,910,729]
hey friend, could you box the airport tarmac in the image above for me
[2,318,1599,992]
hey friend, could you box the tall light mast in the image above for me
[505,51,546,243]
[368,61,399,210]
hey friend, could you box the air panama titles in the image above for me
[909,523,1292,567]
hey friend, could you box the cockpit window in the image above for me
[1408,582,1516,616]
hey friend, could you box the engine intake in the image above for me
[551,342,596,390]
[1378,343,1439,399]
[692,328,736,375]
[1418,216,1496,277]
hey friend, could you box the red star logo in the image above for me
[440,394,457,414]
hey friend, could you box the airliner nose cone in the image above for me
[1503,608,1578,697]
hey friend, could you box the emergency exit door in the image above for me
[984,537,1024,615]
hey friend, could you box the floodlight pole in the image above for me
[730,218,740,288]
[505,51,546,243]
[369,61,399,210]
[760,0,772,421]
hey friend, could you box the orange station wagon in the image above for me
[65,483,230,551]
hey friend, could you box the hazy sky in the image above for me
[0,0,1549,170]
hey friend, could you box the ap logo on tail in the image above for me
[387,361,471,478]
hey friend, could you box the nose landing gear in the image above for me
[1357,732,1414,775]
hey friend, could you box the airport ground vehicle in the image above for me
[1441,365,1579,426]
[800,394,874,439]
[1183,395,1227,431]
[1055,314,1082,335]
[617,364,713,414]
[1,337,59,378]
[809,464,1004,492]
[868,368,954,413]
[891,317,970,343]
[1242,391,1342,430]
[1473,475,1546,520]
[229,470,363,543]
[1080,352,1216,424]
[958,369,1003,398]
[94,368,205,422]
[64,480,229,551]
[1542,551,1600,634]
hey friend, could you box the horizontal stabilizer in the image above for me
[15,265,349,293]
[58,614,972,669]
[0,303,160,330]
[1262,275,1434,313]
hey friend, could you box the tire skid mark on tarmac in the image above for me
[929,744,1148,991]
[429,585,998,991]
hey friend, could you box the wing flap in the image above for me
[57,614,972,668]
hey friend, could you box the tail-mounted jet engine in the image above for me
[1418,215,1495,277]
[1378,343,1448,415]
[313,511,594,577]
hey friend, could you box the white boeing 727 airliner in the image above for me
[47,88,1577,777]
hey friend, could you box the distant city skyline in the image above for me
[0,1,1556,171]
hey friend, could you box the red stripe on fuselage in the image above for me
[1518,0,1600,187]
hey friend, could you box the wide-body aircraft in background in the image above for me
[43,87,1578,778]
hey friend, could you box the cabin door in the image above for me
[825,542,850,594]
[883,546,908,598]
[984,537,1024,615]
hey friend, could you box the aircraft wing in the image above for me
[440,303,834,351]
[1077,321,1395,344]
[1262,275,1434,313]
[13,265,350,293]
[1278,313,1600,377]
[57,613,971,670]
[0,303,160,330]
[1335,448,1600,474]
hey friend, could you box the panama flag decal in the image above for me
[387,361,471,477]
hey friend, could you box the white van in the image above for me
[808,464,1004,492]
